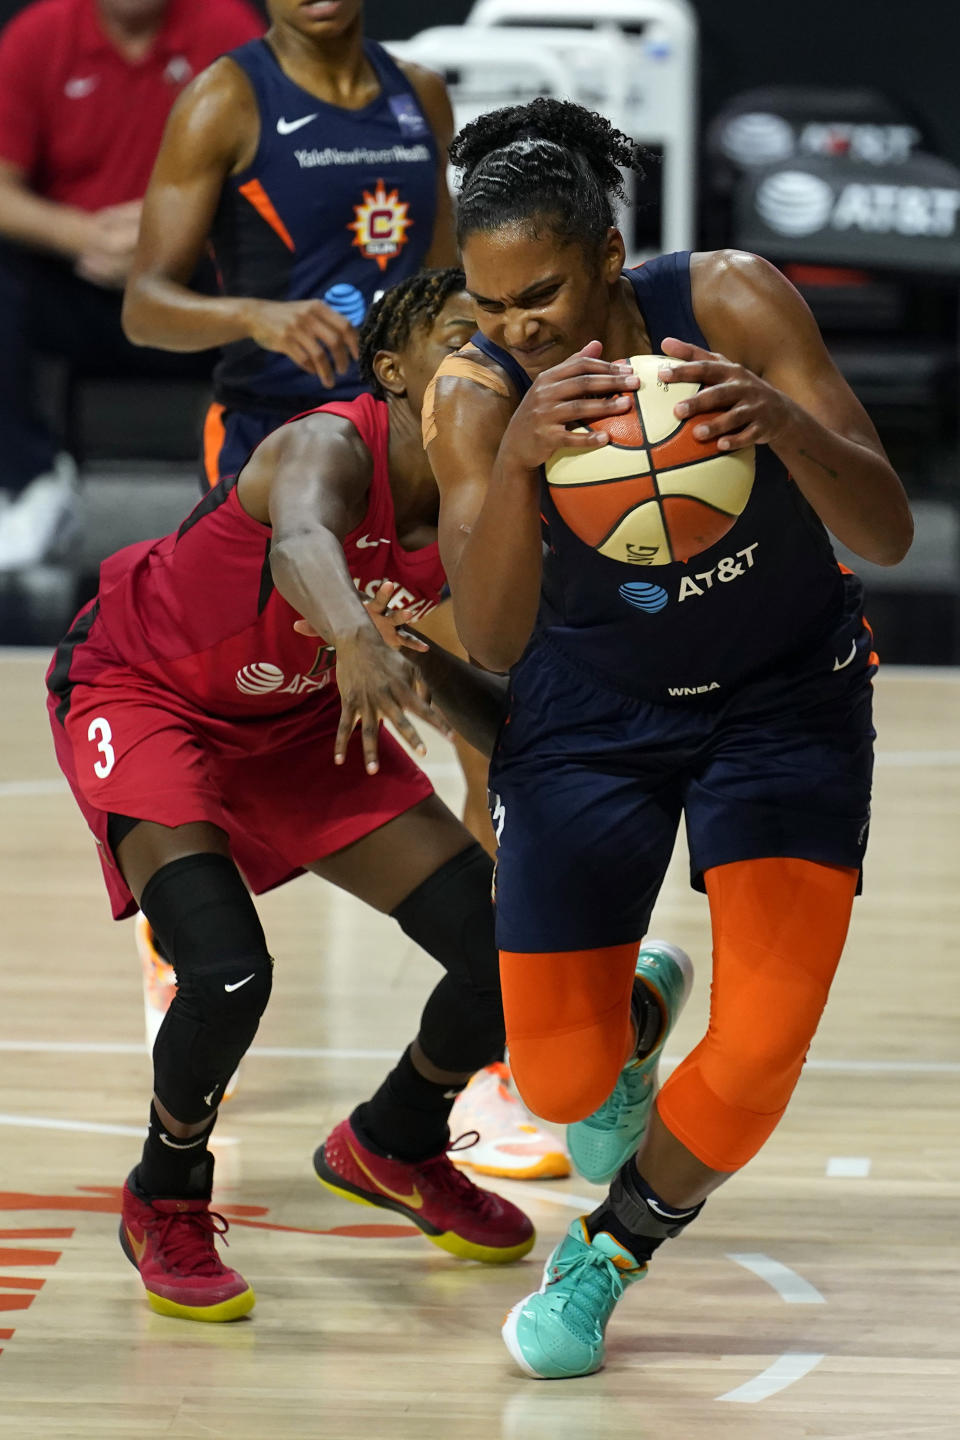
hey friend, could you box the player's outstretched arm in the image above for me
[681,250,913,566]
[297,583,509,759]
[240,416,453,773]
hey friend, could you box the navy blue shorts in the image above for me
[200,405,291,492]
[489,627,875,953]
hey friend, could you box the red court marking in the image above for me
[0,1187,417,1240]
[0,1186,417,1244]
[0,1189,121,1214]
[0,1296,37,1313]
[0,1277,45,1290]
[0,1248,62,1267]
[0,1329,14,1339]
[0,1229,75,1240]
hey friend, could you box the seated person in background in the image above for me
[0,0,263,573]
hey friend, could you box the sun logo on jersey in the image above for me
[348,180,413,271]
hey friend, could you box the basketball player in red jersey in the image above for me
[120,0,558,1166]
[46,269,535,1324]
[424,100,913,1378]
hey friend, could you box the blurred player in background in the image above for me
[425,98,913,1378]
[0,0,263,572]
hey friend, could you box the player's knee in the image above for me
[417,974,504,1073]
[140,852,273,1120]
[392,843,500,1004]
[508,1043,621,1124]
[155,955,272,1122]
[703,988,826,1114]
[178,953,273,1027]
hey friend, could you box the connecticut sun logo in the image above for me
[348,179,412,271]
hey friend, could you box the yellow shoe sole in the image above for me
[144,1285,256,1323]
[315,1171,535,1265]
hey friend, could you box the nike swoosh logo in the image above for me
[159,1132,206,1150]
[833,639,857,671]
[224,973,255,992]
[125,1225,147,1264]
[65,76,99,98]
[277,113,318,135]
[355,535,388,549]
[346,1140,423,1209]
[204,1086,220,1108]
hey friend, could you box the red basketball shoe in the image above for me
[119,1171,255,1321]
[314,1118,535,1264]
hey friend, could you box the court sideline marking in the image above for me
[1,1039,958,1075]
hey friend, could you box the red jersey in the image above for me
[0,0,263,208]
[49,395,446,747]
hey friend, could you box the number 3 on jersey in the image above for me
[88,716,115,778]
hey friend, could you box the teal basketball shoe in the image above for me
[501,1218,646,1379]
[566,940,693,1184]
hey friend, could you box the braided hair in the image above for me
[449,97,645,250]
[358,266,467,399]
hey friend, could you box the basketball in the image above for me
[545,354,756,565]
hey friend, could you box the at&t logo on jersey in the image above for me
[618,543,760,613]
[619,581,669,613]
[323,283,367,326]
[349,180,412,271]
[677,543,759,602]
[235,661,331,697]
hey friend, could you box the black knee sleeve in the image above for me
[140,853,273,1122]
[390,844,504,1072]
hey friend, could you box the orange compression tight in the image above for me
[499,857,858,1163]
[498,942,642,1123]
[656,857,859,1172]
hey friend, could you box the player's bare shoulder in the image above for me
[392,57,450,118]
[432,343,519,411]
[425,344,519,467]
[163,55,261,173]
[239,410,373,524]
[689,249,811,366]
[691,249,802,319]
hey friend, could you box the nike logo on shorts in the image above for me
[833,639,857,671]
[277,113,318,135]
[224,973,255,993]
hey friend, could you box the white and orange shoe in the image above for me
[135,912,240,1102]
[449,1063,571,1180]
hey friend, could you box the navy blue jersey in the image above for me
[210,38,439,412]
[470,251,854,703]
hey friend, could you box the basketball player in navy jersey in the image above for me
[123,0,455,481]
[46,269,535,1324]
[119,0,562,1169]
[424,100,913,1379]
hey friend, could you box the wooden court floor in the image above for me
[0,650,958,1438]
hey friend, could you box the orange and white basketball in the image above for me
[545,354,756,565]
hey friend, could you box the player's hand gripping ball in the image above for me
[545,353,756,565]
